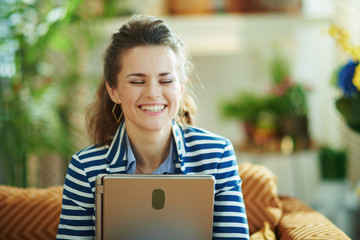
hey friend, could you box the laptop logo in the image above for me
[152,189,165,210]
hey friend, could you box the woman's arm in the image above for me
[212,139,250,240]
[56,155,95,240]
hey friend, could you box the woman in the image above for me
[57,15,249,240]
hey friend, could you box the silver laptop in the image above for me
[95,174,215,240]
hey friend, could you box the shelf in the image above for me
[100,13,332,55]
[167,12,332,26]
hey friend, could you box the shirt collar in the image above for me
[125,133,176,174]
[105,120,186,174]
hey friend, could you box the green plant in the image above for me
[336,94,360,133]
[270,50,289,85]
[221,92,280,124]
[329,25,360,134]
[333,60,360,133]
[0,0,99,187]
[275,84,308,117]
[222,92,263,123]
[319,146,347,180]
[221,51,308,121]
[269,51,308,118]
[221,83,308,123]
[220,52,310,150]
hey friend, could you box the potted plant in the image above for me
[329,25,360,134]
[220,52,310,151]
[0,1,98,187]
[221,92,279,148]
[319,146,347,180]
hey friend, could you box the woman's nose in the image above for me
[145,80,161,98]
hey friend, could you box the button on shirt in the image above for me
[125,133,176,174]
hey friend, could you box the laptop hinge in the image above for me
[96,185,104,194]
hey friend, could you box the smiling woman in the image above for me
[87,17,195,147]
[56,15,250,240]
[106,46,184,134]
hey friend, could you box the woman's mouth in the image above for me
[140,105,166,113]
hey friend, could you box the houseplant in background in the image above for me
[319,146,347,180]
[328,25,360,191]
[269,53,310,150]
[329,25,360,134]
[221,91,279,149]
[0,0,100,187]
[221,52,310,152]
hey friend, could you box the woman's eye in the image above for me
[160,79,173,84]
[130,80,144,84]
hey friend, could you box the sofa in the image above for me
[0,162,351,240]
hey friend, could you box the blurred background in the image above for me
[1,0,360,238]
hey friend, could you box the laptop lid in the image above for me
[95,174,215,240]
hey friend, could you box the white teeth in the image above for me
[141,105,165,112]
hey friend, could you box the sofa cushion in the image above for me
[277,196,351,240]
[250,221,276,240]
[0,185,63,240]
[238,162,283,234]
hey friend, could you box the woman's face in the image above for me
[107,46,184,133]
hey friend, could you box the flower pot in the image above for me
[279,116,310,149]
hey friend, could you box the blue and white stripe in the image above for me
[57,120,250,239]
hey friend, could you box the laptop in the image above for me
[95,174,215,240]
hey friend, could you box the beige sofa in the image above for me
[0,162,351,239]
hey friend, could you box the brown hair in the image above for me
[86,15,196,145]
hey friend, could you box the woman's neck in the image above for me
[125,122,172,174]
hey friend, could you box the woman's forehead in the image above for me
[119,46,181,73]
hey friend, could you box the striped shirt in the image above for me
[56,120,250,240]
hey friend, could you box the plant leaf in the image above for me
[336,95,360,122]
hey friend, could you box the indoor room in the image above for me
[0,0,359,239]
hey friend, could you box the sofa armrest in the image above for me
[0,185,63,240]
[277,196,350,240]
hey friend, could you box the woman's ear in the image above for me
[105,81,120,103]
